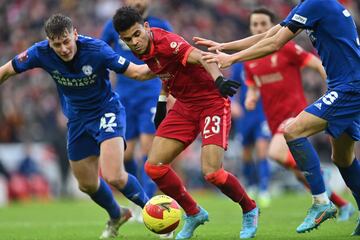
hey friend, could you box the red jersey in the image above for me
[245,41,312,134]
[138,28,222,106]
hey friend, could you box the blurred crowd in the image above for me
[0,0,359,199]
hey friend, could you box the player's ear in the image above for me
[73,28,78,40]
[144,21,150,31]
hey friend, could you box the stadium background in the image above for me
[0,0,359,201]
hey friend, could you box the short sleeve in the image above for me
[12,44,41,73]
[101,43,130,73]
[281,5,300,26]
[159,32,194,66]
[287,0,322,29]
[282,42,312,67]
[244,63,255,87]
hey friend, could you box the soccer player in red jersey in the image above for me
[195,8,354,221]
[112,7,258,239]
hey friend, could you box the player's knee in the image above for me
[283,121,304,141]
[144,162,170,180]
[102,173,128,189]
[78,181,98,194]
[204,168,229,186]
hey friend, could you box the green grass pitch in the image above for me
[0,191,357,240]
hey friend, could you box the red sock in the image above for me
[149,166,199,216]
[205,169,256,213]
[330,192,347,207]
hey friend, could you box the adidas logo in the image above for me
[315,103,322,110]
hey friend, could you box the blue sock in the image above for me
[121,173,149,208]
[257,159,270,192]
[287,137,325,194]
[243,161,257,187]
[338,159,360,210]
[124,159,138,177]
[140,156,157,198]
[90,178,120,219]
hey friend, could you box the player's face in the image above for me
[48,28,78,62]
[125,0,149,16]
[119,22,151,55]
[250,13,273,35]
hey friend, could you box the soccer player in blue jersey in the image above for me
[200,0,360,235]
[101,1,173,220]
[0,14,156,239]
[231,63,271,207]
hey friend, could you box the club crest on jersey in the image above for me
[292,14,307,24]
[82,65,93,76]
[18,50,29,62]
[170,42,177,48]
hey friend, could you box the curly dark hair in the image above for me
[113,6,144,33]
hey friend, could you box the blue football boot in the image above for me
[175,207,209,239]
[240,207,259,239]
[296,202,337,233]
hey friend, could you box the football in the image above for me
[142,195,182,234]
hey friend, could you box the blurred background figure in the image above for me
[231,62,271,208]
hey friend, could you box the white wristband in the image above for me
[158,95,167,102]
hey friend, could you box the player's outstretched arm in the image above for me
[202,26,300,68]
[193,24,282,52]
[0,61,17,85]
[123,62,156,81]
[304,55,327,81]
[187,48,240,97]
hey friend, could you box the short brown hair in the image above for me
[44,14,73,40]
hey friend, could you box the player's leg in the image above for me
[100,136,148,208]
[139,133,157,197]
[200,99,258,239]
[254,121,271,207]
[242,145,257,194]
[67,120,126,239]
[330,133,360,235]
[123,139,138,178]
[284,111,336,233]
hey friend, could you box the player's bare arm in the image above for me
[244,85,259,111]
[0,61,17,85]
[202,27,301,69]
[304,55,327,81]
[193,24,282,52]
[186,47,223,80]
[123,62,156,81]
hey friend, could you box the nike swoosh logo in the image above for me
[315,209,329,224]
[204,134,216,139]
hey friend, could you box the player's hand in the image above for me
[154,100,167,129]
[193,37,224,52]
[215,76,241,98]
[245,97,257,111]
[202,50,234,69]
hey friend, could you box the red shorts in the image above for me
[156,98,231,149]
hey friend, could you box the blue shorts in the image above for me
[67,101,126,161]
[121,96,157,140]
[235,112,271,146]
[305,89,360,141]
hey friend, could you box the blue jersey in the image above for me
[12,36,130,120]
[101,16,173,99]
[231,63,266,121]
[281,0,360,91]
